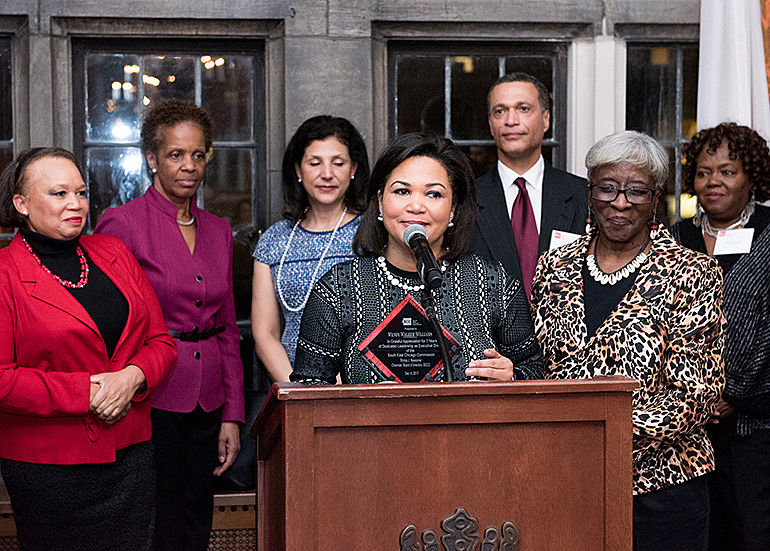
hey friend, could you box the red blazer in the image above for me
[0,233,177,464]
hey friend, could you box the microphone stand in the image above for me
[421,288,453,383]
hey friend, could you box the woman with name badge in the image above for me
[532,131,725,551]
[671,122,770,551]
[290,132,543,385]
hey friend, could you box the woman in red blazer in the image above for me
[0,147,177,551]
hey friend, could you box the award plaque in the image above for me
[358,294,460,383]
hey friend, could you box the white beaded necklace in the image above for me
[700,201,754,238]
[276,207,347,312]
[586,236,650,286]
[375,255,447,293]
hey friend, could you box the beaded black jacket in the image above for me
[290,254,543,384]
[672,205,770,437]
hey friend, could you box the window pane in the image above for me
[682,47,699,140]
[626,47,677,141]
[657,147,679,226]
[86,147,149,224]
[204,148,252,228]
[462,144,497,177]
[143,55,196,104]
[396,56,445,135]
[202,56,254,142]
[85,54,142,143]
[450,56,498,140]
[0,146,12,173]
[0,146,13,235]
[0,38,11,141]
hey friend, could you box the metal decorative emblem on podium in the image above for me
[358,294,460,382]
[399,507,521,551]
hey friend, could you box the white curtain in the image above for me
[698,0,770,138]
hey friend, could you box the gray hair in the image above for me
[585,130,669,189]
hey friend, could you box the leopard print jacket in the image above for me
[531,228,725,495]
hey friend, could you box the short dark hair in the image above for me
[683,122,770,202]
[140,98,213,173]
[353,133,477,262]
[486,72,550,114]
[282,116,370,221]
[0,147,81,228]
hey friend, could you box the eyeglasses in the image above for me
[589,184,656,204]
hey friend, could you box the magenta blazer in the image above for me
[95,187,244,423]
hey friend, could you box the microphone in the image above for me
[403,224,443,290]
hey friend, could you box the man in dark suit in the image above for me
[470,73,587,299]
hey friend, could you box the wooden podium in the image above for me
[251,379,637,550]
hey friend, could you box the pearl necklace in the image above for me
[276,207,348,312]
[701,201,754,238]
[177,215,196,226]
[22,236,90,289]
[586,236,649,286]
[375,255,447,293]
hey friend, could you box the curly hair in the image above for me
[140,98,213,163]
[353,133,477,262]
[0,147,81,228]
[282,116,370,221]
[683,122,770,201]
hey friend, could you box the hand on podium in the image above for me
[465,348,513,381]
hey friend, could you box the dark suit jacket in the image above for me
[470,162,588,282]
[0,233,177,464]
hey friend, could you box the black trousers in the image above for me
[152,406,221,551]
[708,423,770,551]
[0,441,155,551]
[633,475,710,551]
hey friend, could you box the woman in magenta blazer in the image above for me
[0,147,177,551]
[94,99,244,551]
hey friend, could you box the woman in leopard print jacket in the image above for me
[532,131,725,551]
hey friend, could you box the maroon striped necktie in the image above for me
[511,177,538,300]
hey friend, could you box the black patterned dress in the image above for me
[290,254,543,384]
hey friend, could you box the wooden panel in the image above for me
[313,421,606,549]
[312,392,612,427]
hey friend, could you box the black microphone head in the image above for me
[403,223,428,246]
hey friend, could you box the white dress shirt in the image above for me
[497,156,545,233]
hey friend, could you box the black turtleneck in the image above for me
[21,227,129,358]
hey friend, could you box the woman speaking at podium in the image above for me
[290,133,542,385]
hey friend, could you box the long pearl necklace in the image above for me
[586,235,649,286]
[276,207,347,312]
[375,255,447,293]
[22,236,90,288]
[700,201,754,238]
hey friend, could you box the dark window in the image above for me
[627,43,699,225]
[72,39,266,323]
[0,36,13,241]
[389,41,569,176]
[72,38,266,234]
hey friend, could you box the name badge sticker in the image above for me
[712,228,754,255]
[549,229,582,250]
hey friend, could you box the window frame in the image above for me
[388,40,570,170]
[624,40,699,223]
[71,36,267,231]
[0,16,31,242]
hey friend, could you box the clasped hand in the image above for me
[89,365,146,424]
